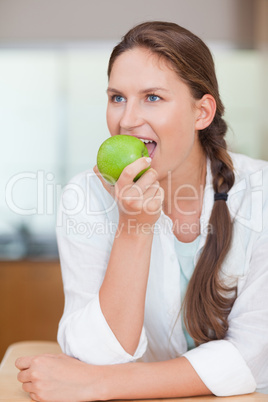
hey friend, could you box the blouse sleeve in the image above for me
[56,171,148,364]
[183,225,268,396]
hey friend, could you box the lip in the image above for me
[148,142,157,158]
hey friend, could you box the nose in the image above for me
[120,100,144,132]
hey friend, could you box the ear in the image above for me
[195,94,216,130]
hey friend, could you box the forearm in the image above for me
[100,356,211,400]
[99,220,154,355]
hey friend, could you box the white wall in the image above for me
[0,0,255,47]
[0,0,267,259]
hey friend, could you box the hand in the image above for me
[94,157,164,228]
[16,353,104,402]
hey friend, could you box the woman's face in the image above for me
[106,47,203,181]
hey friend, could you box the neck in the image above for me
[160,150,207,218]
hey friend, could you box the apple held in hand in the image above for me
[97,135,150,184]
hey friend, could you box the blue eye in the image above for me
[112,95,125,103]
[148,94,160,102]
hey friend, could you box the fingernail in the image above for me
[146,157,152,164]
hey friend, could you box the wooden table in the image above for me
[0,341,267,401]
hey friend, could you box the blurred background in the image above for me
[0,0,267,360]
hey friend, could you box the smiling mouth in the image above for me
[139,138,157,158]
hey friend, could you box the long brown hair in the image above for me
[107,21,237,345]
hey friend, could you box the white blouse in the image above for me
[56,152,268,396]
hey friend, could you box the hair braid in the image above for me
[183,113,237,344]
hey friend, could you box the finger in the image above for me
[143,181,161,205]
[116,174,160,212]
[116,167,157,202]
[120,181,160,215]
[93,165,115,194]
[15,356,34,370]
[143,185,164,214]
[117,157,151,187]
[159,186,165,204]
[93,165,108,186]
[22,381,33,393]
[93,164,104,179]
[17,368,31,383]
[94,164,118,187]
[148,184,164,202]
[154,185,165,205]
[132,168,158,193]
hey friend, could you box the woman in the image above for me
[16,21,268,401]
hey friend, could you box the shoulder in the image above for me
[228,151,268,233]
[221,153,268,278]
[230,151,268,180]
[229,151,268,203]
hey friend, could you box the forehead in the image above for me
[109,47,179,86]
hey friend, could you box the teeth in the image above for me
[140,139,153,144]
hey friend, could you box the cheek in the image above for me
[106,106,118,134]
[158,116,196,158]
[153,102,189,133]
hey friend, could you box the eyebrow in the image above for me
[106,87,170,94]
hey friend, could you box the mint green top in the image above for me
[173,235,201,350]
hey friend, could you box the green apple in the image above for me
[97,135,150,184]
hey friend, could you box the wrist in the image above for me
[96,364,117,401]
[83,364,110,401]
[99,362,146,401]
[118,217,156,237]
